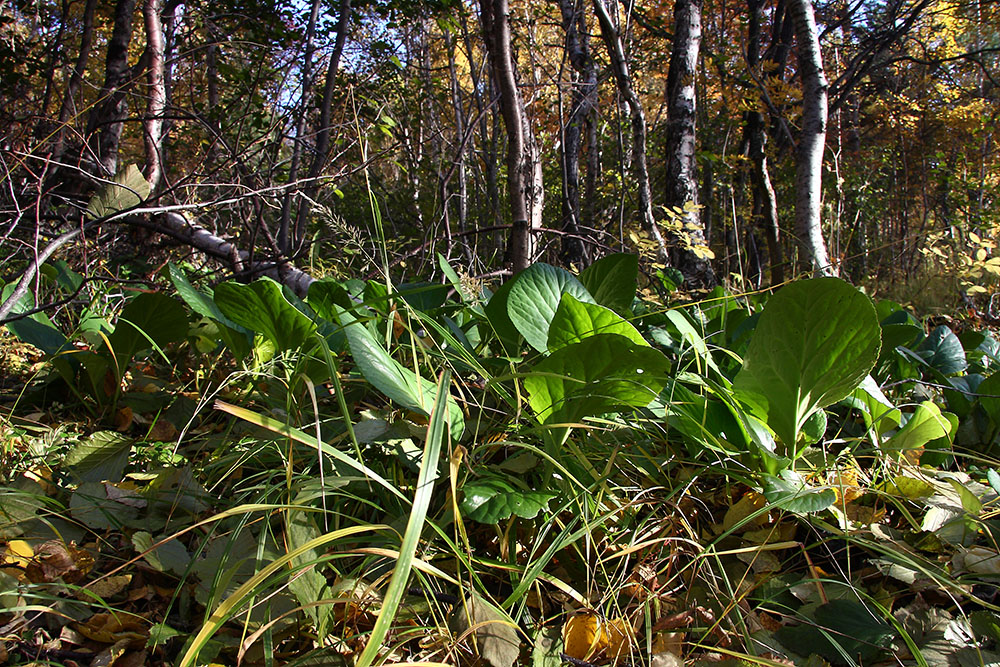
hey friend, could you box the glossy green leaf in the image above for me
[525,333,670,425]
[578,253,638,313]
[664,309,721,375]
[883,401,951,452]
[506,263,595,353]
[214,278,316,353]
[105,291,188,379]
[848,375,901,435]
[337,307,464,439]
[460,476,557,524]
[988,469,1000,495]
[733,278,881,449]
[916,325,967,375]
[546,293,646,352]
[484,278,522,355]
[169,264,251,358]
[976,371,1000,425]
[762,473,836,514]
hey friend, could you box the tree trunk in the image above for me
[85,0,138,177]
[664,0,716,287]
[788,0,836,275]
[557,0,596,267]
[142,0,167,191]
[294,0,351,237]
[278,0,321,256]
[747,0,784,284]
[479,0,543,272]
[592,0,668,264]
[52,0,98,164]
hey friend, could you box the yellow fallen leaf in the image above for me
[2,540,33,579]
[604,617,633,662]
[563,613,602,660]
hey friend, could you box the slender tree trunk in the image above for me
[442,28,471,261]
[142,0,166,191]
[205,19,221,165]
[664,0,716,287]
[479,0,543,272]
[557,0,596,267]
[592,0,668,264]
[85,0,138,177]
[293,0,351,237]
[39,0,70,121]
[52,0,99,164]
[278,0,321,255]
[788,0,836,275]
[747,0,784,284]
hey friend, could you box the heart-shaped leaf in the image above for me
[337,307,464,439]
[733,278,881,450]
[762,472,836,514]
[578,253,638,313]
[214,278,316,353]
[883,401,951,452]
[86,164,150,220]
[546,293,646,352]
[525,334,670,425]
[506,263,595,353]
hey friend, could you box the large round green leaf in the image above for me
[525,333,670,425]
[546,293,647,352]
[733,278,881,450]
[506,263,595,353]
[214,278,316,353]
[578,253,638,313]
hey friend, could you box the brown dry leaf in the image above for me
[563,613,603,660]
[846,503,886,525]
[110,649,147,667]
[113,407,133,432]
[651,630,684,657]
[89,638,132,667]
[72,613,147,647]
[75,575,132,601]
[722,491,769,533]
[23,466,58,495]
[24,541,94,584]
[830,465,865,505]
[147,419,177,441]
[742,520,797,545]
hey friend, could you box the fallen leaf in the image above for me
[76,574,132,601]
[148,419,178,441]
[24,540,93,584]
[72,612,147,647]
[722,491,769,533]
[2,539,33,579]
[563,613,602,660]
[114,407,133,431]
[449,595,520,667]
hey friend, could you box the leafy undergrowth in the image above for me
[2,256,1000,667]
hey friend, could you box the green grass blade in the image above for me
[354,370,453,667]
[178,523,387,667]
[214,400,406,502]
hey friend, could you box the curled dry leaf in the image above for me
[24,540,94,584]
[72,612,148,647]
